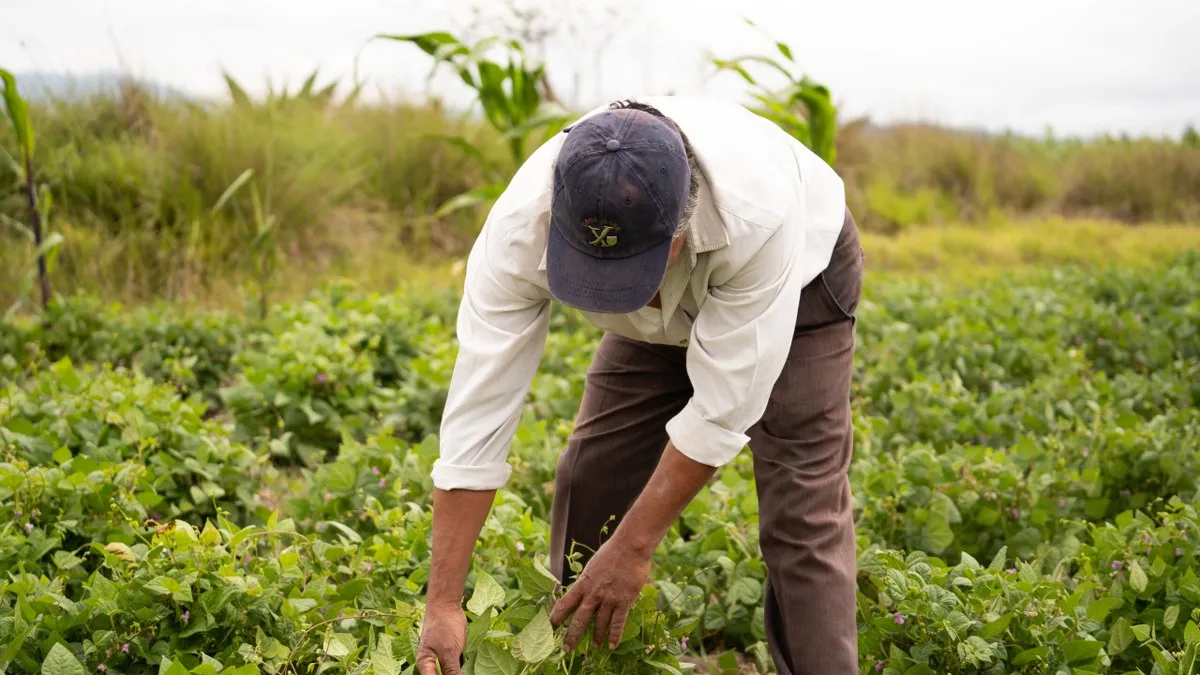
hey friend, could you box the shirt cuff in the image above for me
[430,459,513,491]
[665,400,750,467]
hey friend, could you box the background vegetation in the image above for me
[2,64,1197,310]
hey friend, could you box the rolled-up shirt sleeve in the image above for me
[432,223,552,491]
[665,218,807,468]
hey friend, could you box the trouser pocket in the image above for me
[798,208,864,330]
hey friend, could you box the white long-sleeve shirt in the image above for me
[431,95,847,491]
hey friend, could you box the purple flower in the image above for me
[363,562,372,572]
[1143,533,1151,543]
[371,466,380,476]
[1010,508,1020,519]
[1058,499,1066,509]
[315,373,329,385]
[378,478,387,488]
[875,662,884,671]
[681,637,688,650]
[24,522,33,533]
[120,644,129,654]
[98,665,107,673]
[1111,561,1123,571]
[1082,449,1090,458]
[516,542,525,553]
[181,610,190,623]
[1178,548,1185,557]
[892,612,904,625]
[1007,568,1017,574]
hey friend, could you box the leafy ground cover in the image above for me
[2,252,1199,674]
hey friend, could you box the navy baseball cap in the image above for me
[547,107,692,314]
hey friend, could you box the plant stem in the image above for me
[23,156,49,311]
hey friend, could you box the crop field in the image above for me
[3,21,1200,675]
[2,251,1199,675]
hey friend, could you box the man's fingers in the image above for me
[608,604,631,649]
[416,655,439,675]
[550,584,582,628]
[563,599,597,652]
[440,656,464,675]
[592,604,614,647]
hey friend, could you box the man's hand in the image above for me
[550,536,652,651]
[550,441,717,652]
[418,487,495,675]
[416,602,467,675]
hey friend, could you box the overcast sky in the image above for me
[3,0,1198,138]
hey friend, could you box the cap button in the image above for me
[605,139,621,151]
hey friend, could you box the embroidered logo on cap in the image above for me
[582,218,619,248]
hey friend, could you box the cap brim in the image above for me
[545,220,671,314]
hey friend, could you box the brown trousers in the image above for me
[549,209,864,674]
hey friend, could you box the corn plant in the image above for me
[374,31,572,216]
[211,168,277,321]
[710,19,839,166]
[2,68,62,319]
[222,68,362,113]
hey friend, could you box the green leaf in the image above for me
[987,546,1008,571]
[1109,618,1134,654]
[325,521,363,544]
[52,359,82,390]
[465,608,493,655]
[981,613,1012,638]
[160,659,190,675]
[1011,646,1048,666]
[211,169,254,214]
[375,32,469,60]
[370,644,400,675]
[1130,560,1148,593]
[41,643,84,675]
[729,577,763,606]
[1164,604,1180,630]
[473,642,518,675]
[467,570,506,616]
[52,446,72,464]
[145,576,177,596]
[287,598,318,614]
[776,41,794,61]
[514,608,555,663]
[435,183,506,218]
[323,633,357,659]
[517,558,559,599]
[1087,596,1125,621]
[1131,624,1153,642]
[200,521,222,545]
[1185,620,1200,643]
[1063,640,1104,664]
[1,69,35,164]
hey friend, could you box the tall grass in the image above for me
[1,79,1198,308]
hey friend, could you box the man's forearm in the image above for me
[426,487,496,607]
[611,441,718,557]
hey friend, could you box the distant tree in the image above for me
[1184,124,1199,148]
